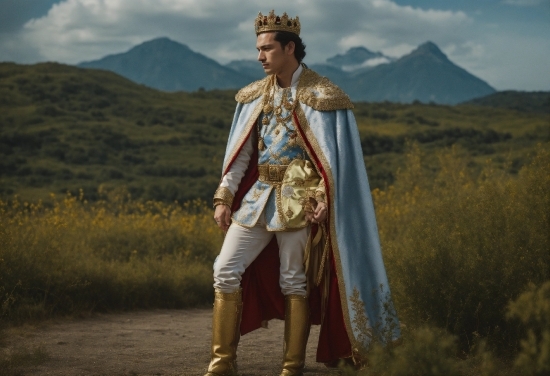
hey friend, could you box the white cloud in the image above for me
[15,0,474,65]
[341,57,393,72]
[20,0,261,63]
[1,0,548,90]
[334,0,472,56]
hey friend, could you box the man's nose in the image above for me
[257,51,265,61]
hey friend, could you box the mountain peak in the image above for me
[347,46,375,54]
[133,37,191,52]
[412,41,447,60]
[78,37,250,91]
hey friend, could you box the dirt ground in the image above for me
[3,309,343,376]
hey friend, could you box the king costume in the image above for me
[205,10,400,376]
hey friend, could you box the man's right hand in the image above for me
[214,204,232,232]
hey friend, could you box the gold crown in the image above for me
[255,10,300,36]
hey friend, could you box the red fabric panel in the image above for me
[316,253,353,363]
[240,237,285,335]
[307,224,323,326]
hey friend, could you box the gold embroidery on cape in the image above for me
[235,68,354,112]
[296,69,354,111]
[235,76,271,103]
[350,287,373,353]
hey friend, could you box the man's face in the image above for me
[256,32,294,76]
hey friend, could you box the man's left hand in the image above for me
[306,201,327,224]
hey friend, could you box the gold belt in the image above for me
[258,164,288,183]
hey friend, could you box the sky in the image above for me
[0,0,549,91]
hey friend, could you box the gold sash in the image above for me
[280,159,320,228]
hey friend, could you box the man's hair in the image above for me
[274,31,306,63]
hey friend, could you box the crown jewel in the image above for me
[255,10,300,36]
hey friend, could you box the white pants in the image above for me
[213,213,309,296]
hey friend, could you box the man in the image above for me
[205,10,400,376]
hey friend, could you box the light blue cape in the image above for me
[221,76,401,352]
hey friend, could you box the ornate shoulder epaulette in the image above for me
[297,68,354,111]
[235,75,271,103]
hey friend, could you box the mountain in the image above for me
[79,38,495,104]
[221,42,495,104]
[225,59,265,82]
[78,37,251,91]
[346,42,496,104]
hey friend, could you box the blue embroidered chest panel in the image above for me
[232,86,310,231]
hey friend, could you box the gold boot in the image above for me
[204,289,242,376]
[280,294,310,376]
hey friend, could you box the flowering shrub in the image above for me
[0,190,222,321]
[507,281,550,376]
[374,144,549,354]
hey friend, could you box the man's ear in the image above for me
[285,41,296,56]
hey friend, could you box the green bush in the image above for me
[507,281,550,376]
[364,326,461,376]
[374,144,550,354]
[0,193,221,322]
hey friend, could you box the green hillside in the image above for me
[1,62,548,203]
[463,90,550,114]
[0,62,235,202]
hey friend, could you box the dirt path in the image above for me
[4,309,342,376]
